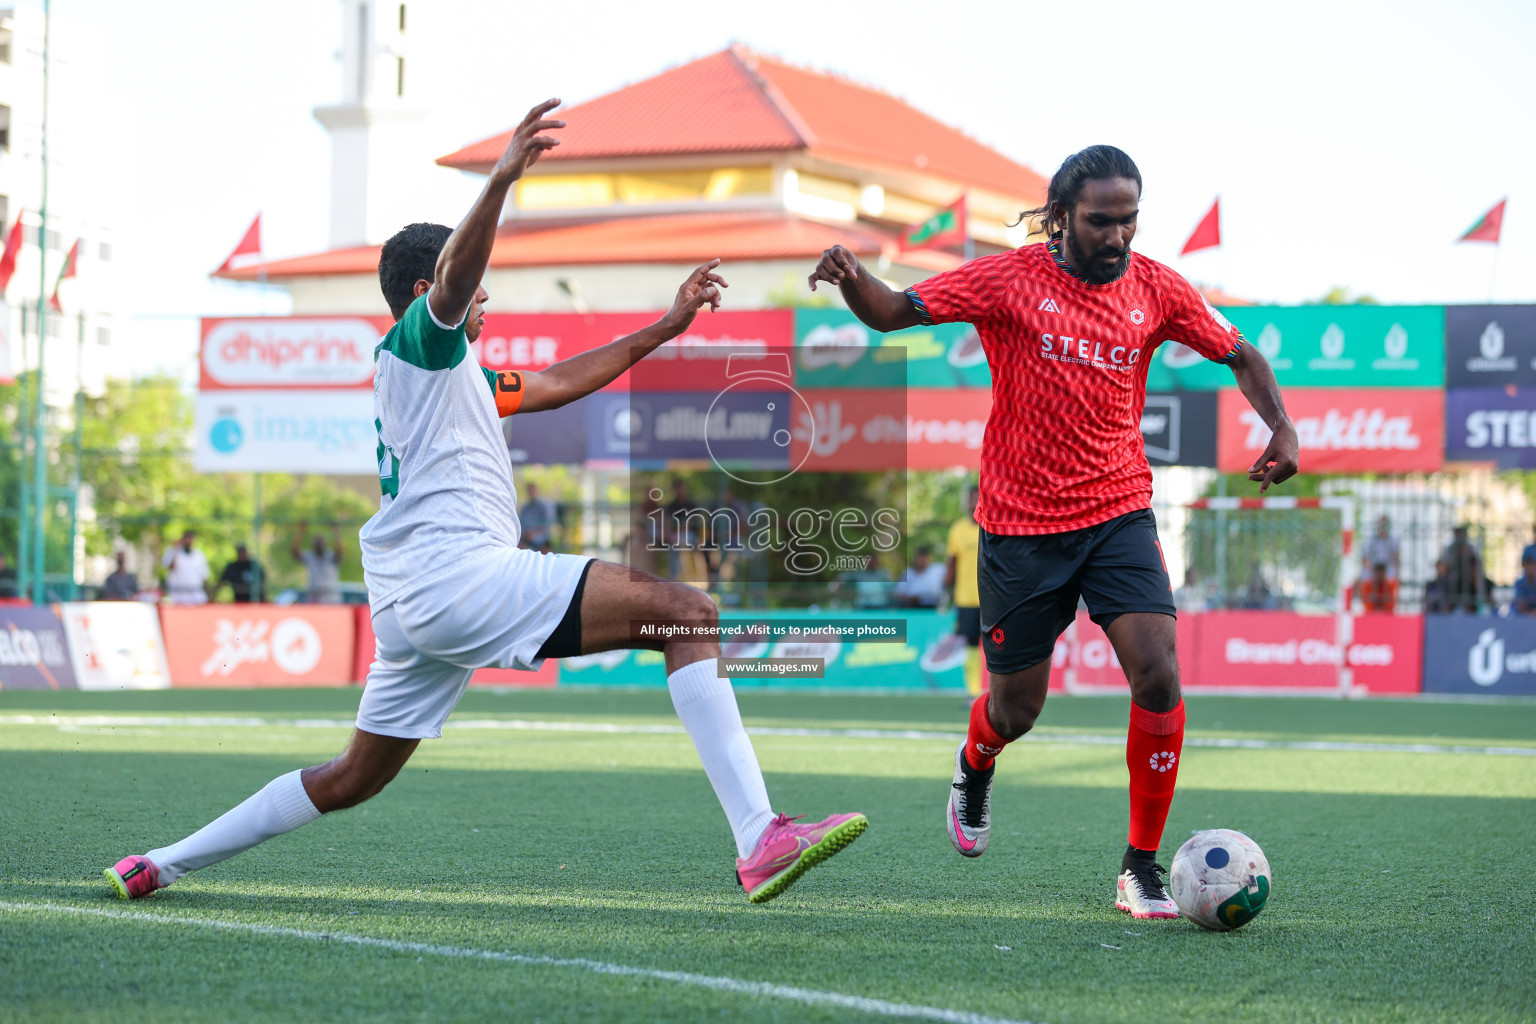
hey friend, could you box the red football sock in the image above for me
[1126,699,1186,852]
[965,694,1009,771]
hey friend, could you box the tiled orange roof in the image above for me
[437,46,1046,202]
[218,211,946,280]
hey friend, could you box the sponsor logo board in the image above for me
[194,390,377,474]
[1217,388,1444,473]
[1444,305,1536,388]
[792,310,988,389]
[161,605,355,687]
[60,602,172,690]
[1423,615,1536,696]
[1141,392,1217,467]
[1445,388,1536,468]
[200,317,390,390]
[0,606,76,689]
[1147,305,1444,390]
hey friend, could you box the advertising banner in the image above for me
[1141,392,1218,467]
[200,316,391,390]
[558,609,969,690]
[1217,388,1444,473]
[1186,611,1422,693]
[792,310,986,389]
[1444,305,1536,388]
[1045,612,1198,692]
[351,605,559,688]
[59,603,172,690]
[1422,615,1536,696]
[193,390,377,474]
[475,310,793,386]
[507,396,589,465]
[161,605,356,687]
[1148,305,1444,390]
[1444,388,1536,468]
[0,605,76,689]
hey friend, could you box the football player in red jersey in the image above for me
[808,145,1298,919]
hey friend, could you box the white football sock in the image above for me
[667,658,774,858]
[147,769,321,886]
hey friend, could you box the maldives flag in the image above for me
[215,213,262,273]
[47,237,79,313]
[0,215,22,292]
[1458,199,1506,243]
[1180,198,1221,255]
[902,196,966,251]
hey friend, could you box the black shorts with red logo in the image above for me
[978,508,1175,674]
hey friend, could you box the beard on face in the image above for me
[1064,218,1130,285]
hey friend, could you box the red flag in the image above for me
[215,213,262,273]
[901,196,967,252]
[1180,198,1221,255]
[0,215,23,292]
[1459,199,1506,243]
[48,238,80,313]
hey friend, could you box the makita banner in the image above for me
[1444,388,1536,468]
[1422,615,1536,696]
[1444,305,1536,388]
[1217,388,1444,473]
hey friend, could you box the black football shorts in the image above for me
[978,508,1175,674]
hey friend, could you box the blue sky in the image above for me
[44,0,1536,379]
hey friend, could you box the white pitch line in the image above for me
[0,901,1036,1024]
[2,714,1533,757]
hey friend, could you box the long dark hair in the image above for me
[1015,145,1142,238]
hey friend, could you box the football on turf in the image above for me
[1169,829,1271,931]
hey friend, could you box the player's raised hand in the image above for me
[491,99,566,184]
[661,259,728,335]
[808,245,862,291]
[1248,422,1300,493]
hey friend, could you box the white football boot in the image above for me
[1116,859,1180,919]
[945,741,993,857]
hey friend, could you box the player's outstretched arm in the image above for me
[512,261,728,414]
[429,99,566,328]
[1229,344,1299,492]
[807,245,919,333]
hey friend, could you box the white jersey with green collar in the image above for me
[360,290,522,608]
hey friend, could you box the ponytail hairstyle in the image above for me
[1014,145,1143,238]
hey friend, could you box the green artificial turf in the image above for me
[2,689,1533,1023]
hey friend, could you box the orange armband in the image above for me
[492,371,525,416]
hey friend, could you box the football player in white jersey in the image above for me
[105,99,865,906]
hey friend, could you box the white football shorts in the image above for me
[356,547,593,739]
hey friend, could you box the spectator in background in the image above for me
[0,553,17,598]
[1522,523,1536,570]
[162,531,210,605]
[894,547,947,608]
[215,544,264,603]
[1357,563,1398,613]
[101,552,139,601]
[1441,524,1484,614]
[1236,561,1273,610]
[945,484,983,697]
[1513,552,1536,616]
[1362,515,1400,580]
[519,482,558,550]
[1173,567,1208,613]
[1423,559,1452,614]
[292,523,343,604]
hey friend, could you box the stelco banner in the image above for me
[1422,615,1536,696]
[1148,305,1444,390]
[1444,305,1536,388]
[1444,388,1536,468]
[1217,388,1444,473]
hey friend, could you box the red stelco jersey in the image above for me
[909,242,1243,535]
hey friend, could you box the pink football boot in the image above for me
[735,811,867,904]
